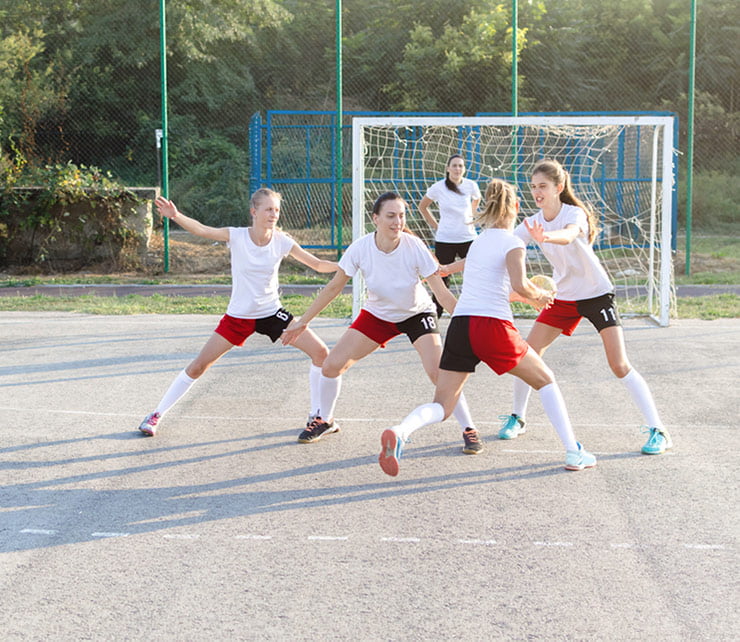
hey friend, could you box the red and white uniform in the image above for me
[339,232,438,322]
[225,227,296,319]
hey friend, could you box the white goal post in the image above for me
[351,115,676,326]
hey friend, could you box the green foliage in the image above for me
[0,154,143,268]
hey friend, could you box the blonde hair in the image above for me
[532,159,599,244]
[250,187,282,210]
[477,179,518,229]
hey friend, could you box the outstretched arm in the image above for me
[438,258,466,277]
[426,272,457,315]
[281,269,351,345]
[524,219,580,246]
[155,196,229,242]
[288,244,339,274]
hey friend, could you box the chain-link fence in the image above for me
[1,0,737,263]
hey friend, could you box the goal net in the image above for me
[351,116,677,326]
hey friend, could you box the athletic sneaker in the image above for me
[564,442,597,471]
[379,428,405,477]
[462,428,484,454]
[297,416,340,443]
[498,414,526,440]
[138,412,160,437]
[641,426,673,455]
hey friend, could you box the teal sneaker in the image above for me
[498,414,525,440]
[641,426,673,455]
[379,428,406,477]
[564,442,597,471]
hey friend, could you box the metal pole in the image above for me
[335,0,343,259]
[159,0,170,272]
[685,0,697,275]
[511,0,519,185]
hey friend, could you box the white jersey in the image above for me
[514,203,613,301]
[424,178,481,243]
[339,232,438,323]
[225,227,295,318]
[453,228,525,322]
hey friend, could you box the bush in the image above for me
[0,158,147,270]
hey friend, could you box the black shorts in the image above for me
[434,240,474,264]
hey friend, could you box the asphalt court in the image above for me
[0,312,738,640]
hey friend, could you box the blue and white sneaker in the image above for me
[498,414,526,440]
[641,426,673,455]
[379,427,406,477]
[564,442,597,471]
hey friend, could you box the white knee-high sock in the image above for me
[451,391,476,430]
[396,402,445,441]
[620,368,663,429]
[318,374,342,421]
[309,364,322,417]
[155,370,197,416]
[537,382,578,452]
[512,376,532,420]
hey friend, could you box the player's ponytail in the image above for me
[477,179,518,229]
[533,159,599,244]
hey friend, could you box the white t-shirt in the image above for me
[339,232,438,323]
[425,178,481,243]
[453,228,525,322]
[225,227,295,319]
[514,203,613,301]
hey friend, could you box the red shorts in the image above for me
[536,299,582,336]
[536,293,620,336]
[349,309,438,348]
[440,316,530,375]
[215,309,292,346]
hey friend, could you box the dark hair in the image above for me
[532,159,599,244]
[444,154,464,194]
[371,192,413,234]
[372,191,406,215]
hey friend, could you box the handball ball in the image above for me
[530,274,556,292]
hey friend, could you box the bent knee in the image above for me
[611,362,632,379]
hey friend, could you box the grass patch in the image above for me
[0,292,735,320]
[0,293,354,317]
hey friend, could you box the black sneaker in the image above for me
[462,428,484,454]
[298,416,340,443]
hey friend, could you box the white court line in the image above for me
[684,544,727,550]
[234,534,273,540]
[20,528,58,535]
[91,532,130,538]
[307,536,349,541]
[610,543,634,549]
[534,541,573,547]
[163,533,200,540]
[380,537,421,543]
[457,539,497,546]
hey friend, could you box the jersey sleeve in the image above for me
[561,206,589,237]
[470,180,481,200]
[425,181,442,202]
[337,240,360,278]
[410,234,439,278]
